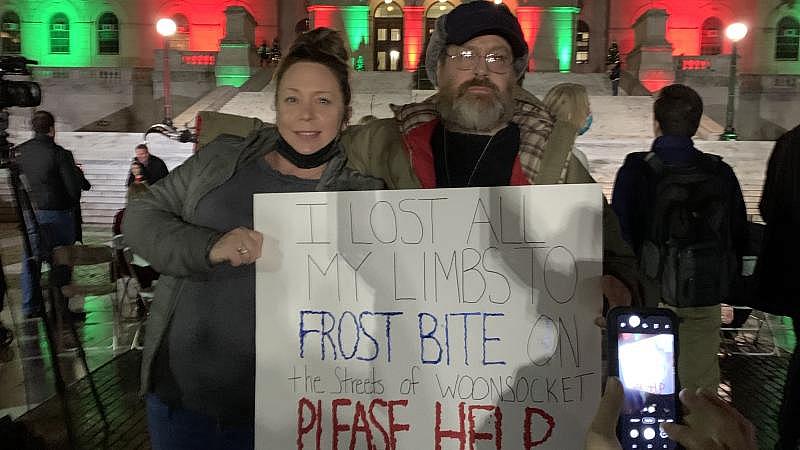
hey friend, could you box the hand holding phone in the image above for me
[585,379,757,450]
[661,389,757,450]
[607,307,680,450]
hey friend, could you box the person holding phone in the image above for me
[598,307,758,450]
[586,377,757,450]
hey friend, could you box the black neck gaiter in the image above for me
[275,134,339,169]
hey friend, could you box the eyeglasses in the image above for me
[444,48,513,74]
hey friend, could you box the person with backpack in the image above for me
[610,84,748,391]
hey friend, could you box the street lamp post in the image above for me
[721,22,748,141]
[156,18,177,126]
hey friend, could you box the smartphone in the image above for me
[607,307,681,450]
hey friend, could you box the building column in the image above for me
[626,9,675,93]
[551,7,580,73]
[516,6,579,72]
[215,6,257,87]
[341,5,370,68]
[403,6,424,72]
[308,5,338,30]
[516,7,543,72]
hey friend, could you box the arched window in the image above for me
[700,17,722,56]
[776,16,800,61]
[373,2,403,71]
[425,2,453,39]
[98,12,119,54]
[575,20,590,64]
[50,13,69,54]
[169,13,190,50]
[1,11,21,54]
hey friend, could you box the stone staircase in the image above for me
[0,132,193,226]
[0,73,773,228]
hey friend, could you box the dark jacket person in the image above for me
[15,110,83,317]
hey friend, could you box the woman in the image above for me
[543,82,593,170]
[123,28,383,450]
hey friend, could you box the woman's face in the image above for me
[276,61,346,154]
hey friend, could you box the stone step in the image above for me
[0,132,192,226]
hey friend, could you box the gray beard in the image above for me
[438,89,514,133]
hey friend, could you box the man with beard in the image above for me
[341,1,641,306]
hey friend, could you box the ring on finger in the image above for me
[237,246,249,255]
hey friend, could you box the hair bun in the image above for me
[288,27,349,63]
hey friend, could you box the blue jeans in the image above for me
[21,209,75,316]
[146,394,254,450]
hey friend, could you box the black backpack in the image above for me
[637,152,738,307]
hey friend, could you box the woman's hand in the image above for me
[209,227,264,267]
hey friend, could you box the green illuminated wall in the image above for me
[340,5,369,53]
[551,7,580,73]
[15,3,94,67]
[216,43,252,87]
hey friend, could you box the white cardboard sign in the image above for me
[255,185,603,449]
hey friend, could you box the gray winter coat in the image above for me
[122,126,384,396]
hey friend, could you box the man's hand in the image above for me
[661,389,757,450]
[595,275,633,328]
[585,377,623,450]
[209,227,263,267]
[603,275,632,308]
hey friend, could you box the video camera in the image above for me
[0,56,41,162]
[0,56,41,109]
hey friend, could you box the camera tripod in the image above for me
[0,110,108,446]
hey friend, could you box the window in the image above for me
[700,17,722,56]
[50,13,69,54]
[2,11,21,54]
[426,2,453,38]
[575,20,589,64]
[373,2,403,71]
[375,2,403,18]
[98,12,119,54]
[169,13,190,50]
[776,16,800,61]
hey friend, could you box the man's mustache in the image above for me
[457,78,499,96]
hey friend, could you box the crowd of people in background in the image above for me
[1,2,797,449]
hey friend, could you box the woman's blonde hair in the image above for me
[543,83,591,130]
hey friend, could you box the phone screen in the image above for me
[614,311,679,450]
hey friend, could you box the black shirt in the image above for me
[432,123,520,188]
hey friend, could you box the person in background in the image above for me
[611,84,748,391]
[757,123,800,450]
[257,40,270,67]
[123,28,382,449]
[357,114,378,125]
[270,37,281,64]
[607,42,622,96]
[125,144,168,187]
[15,110,84,320]
[543,82,593,170]
[73,162,91,243]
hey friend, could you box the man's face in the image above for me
[436,34,516,132]
[135,147,149,164]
